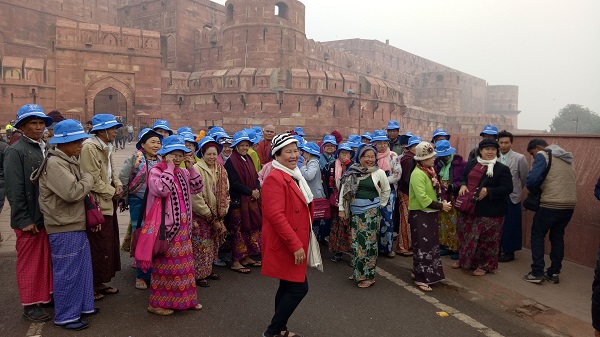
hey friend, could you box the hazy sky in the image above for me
[213,0,600,130]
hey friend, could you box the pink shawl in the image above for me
[377,148,392,172]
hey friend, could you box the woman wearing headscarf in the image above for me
[409,142,452,292]
[137,135,204,315]
[191,137,230,287]
[118,128,163,290]
[80,114,124,299]
[453,139,512,276]
[224,131,262,274]
[339,144,391,288]
[323,143,354,263]
[261,133,313,337]
[371,130,402,257]
[36,120,95,330]
[433,140,467,260]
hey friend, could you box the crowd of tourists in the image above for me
[0,103,590,336]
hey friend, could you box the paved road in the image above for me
[0,248,553,337]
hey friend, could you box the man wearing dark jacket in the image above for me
[3,104,55,322]
[522,139,577,284]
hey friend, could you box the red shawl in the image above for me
[229,151,262,231]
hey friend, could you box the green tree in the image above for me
[549,104,600,134]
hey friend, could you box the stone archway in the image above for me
[85,76,134,123]
[94,88,128,122]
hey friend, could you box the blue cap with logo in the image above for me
[405,136,422,149]
[480,124,498,136]
[15,104,54,128]
[157,135,190,155]
[136,128,163,150]
[386,120,400,130]
[434,140,456,157]
[370,129,389,142]
[335,142,356,159]
[322,135,338,146]
[432,128,450,142]
[347,134,361,148]
[49,119,91,144]
[153,120,173,135]
[302,142,321,157]
[231,131,252,148]
[90,114,123,133]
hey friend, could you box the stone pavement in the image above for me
[0,146,595,336]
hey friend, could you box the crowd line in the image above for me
[0,103,596,337]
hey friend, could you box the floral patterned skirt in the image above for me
[328,211,351,253]
[410,210,444,285]
[227,208,261,262]
[191,214,217,280]
[457,213,504,272]
[395,192,412,252]
[350,207,381,282]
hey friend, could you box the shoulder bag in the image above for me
[523,149,552,212]
[131,188,168,258]
[85,194,105,227]
[454,170,488,214]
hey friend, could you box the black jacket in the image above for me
[2,136,46,229]
[459,160,513,218]
[224,155,260,208]
[595,176,600,201]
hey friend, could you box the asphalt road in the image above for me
[0,247,552,337]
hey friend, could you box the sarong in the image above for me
[49,231,95,324]
[410,210,445,285]
[191,214,217,280]
[395,192,412,251]
[150,218,198,310]
[457,213,504,272]
[379,188,396,253]
[350,207,381,282]
[86,201,121,284]
[328,211,351,253]
[15,227,53,305]
[227,208,261,262]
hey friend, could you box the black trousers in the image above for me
[592,244,600,331]
[265,277,309,335]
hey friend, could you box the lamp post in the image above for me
[572,116,579,134]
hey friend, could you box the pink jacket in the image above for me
[146,162,203,236]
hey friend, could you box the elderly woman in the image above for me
[191,137,230,287]
[261,133,313,337]
[395,136,421,256]
[36,120,95,330]
[371,129,402,257]
[138,135,204,315]
[80,114,124,299]
[409,142,452,292]
[119,128,163,290]
[323,143,354,263]
[339,144,391,288]
[319,135,338,169]
[453,139,512,276]
[224,131,262,274]
[434,140,467,260]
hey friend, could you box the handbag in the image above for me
[328,189,339,207]
[84,194,105,227]
[455,171,488,214]
[523,149,552,212]
[307,224,323,272]
[312,198,331,221]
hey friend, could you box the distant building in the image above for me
[0,0,519,137]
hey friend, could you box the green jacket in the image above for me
[408,168,439,212]
[3,136,46,229]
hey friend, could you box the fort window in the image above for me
[274,3,288,19]
[226,4,234,22]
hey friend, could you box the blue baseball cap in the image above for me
[322,135,338,146]
[136,128,163,150]
[405,136,422,149]
[434,140,456,157]
[335,142,355,159]
[386,120,400,130]
[294,126,305,136]
[157,135,190,155]
[49,119,91,144]
[370,129,389,142]
[432,128,451,142]
[480,124,498,136]
[153,119,173,135]
[231,131,252,148]
[90,114,123,133]
[302,142,321,157]
[15,104,54,128]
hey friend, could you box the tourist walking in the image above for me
[339,144,391,288]
[118,128,163,289]
[191,137,230,287]
[409,142,452,292]
[138,135,203,315]
[454,139,512,276]
[3,104,54,322]
[80,114,124,299]
[35,119,96,330]
[261,133,313,337]
[224,131,263,274]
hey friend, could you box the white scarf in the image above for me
[272,160,314,204]
[477,156,497,177]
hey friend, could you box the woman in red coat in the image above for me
[261,133,314,337]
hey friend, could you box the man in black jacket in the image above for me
[2,104,54,322]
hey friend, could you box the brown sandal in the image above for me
[357,279,375,288]
[415,282,433,292]
[472,268,487,276]
[190,303,203,311]
[147,306,174,316]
